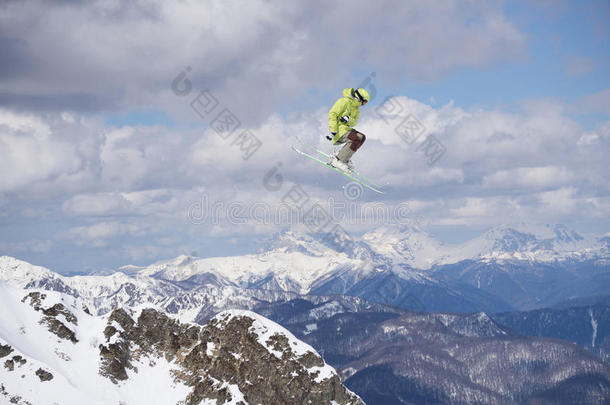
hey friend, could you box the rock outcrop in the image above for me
[99,308,363,404]
[0,344,13,358]
[22,292,78,343]
[35,368,53,382]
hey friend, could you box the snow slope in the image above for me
[0,282,190,405]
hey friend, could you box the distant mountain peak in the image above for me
[552,223,584,242]
[482,226,538,253]
[363,222,428,238]
[259,229,325,256]
[483,222,583,240]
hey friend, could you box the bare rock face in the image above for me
[12,356,26,367]
[98,309,135,383]
[35,368,53,382]
[42,303,78,325]
[21,292,46,310]
[99,308,363,405]
[4,355,26,372]
[184,312,362,405]
[22,292,78,343]
[40,317,78,343]
[0,344,13,358]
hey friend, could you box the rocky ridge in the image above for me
[0,283,362,405]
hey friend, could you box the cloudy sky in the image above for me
[1,0,609,273]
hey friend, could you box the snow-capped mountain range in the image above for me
[124,222,609,290]
[0,223,607,319]
[361,222,608,268]
[0,223,608,404]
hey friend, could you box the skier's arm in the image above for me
[328,98,348,134]
[350,108,360,127]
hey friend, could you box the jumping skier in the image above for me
[290,86,383,193]
[327,87,370,172]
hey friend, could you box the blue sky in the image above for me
[400,1,609,121]
[0,0,608,273]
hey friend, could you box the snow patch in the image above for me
[589,308,598,348]
[0,282,190,405]
[307,364,336,383]
[303,323,318,335]
[206,341,216,357]
[222,382,247,404]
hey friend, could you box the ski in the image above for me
[294,136,383,189]
[291,146,385,194]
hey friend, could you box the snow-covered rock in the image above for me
[0,282,362,405]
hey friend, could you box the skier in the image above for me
[327,87,370,172]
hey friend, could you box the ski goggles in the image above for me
[355,89,368,105]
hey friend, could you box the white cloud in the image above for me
[62,189,189,217]
[585,196,610,219]
[3,1,609,270]
[537,187,578,215]
[2,94,605,215]
[578,121,610,146]
[0,109,84,192]
[62,193,132,216]
[67,222,129,247]
[0,90,608,267]
[441,196,522,226]
[100,127,153,189]
[577,132,601,146]
[0,0,525,122]
[482,166,574,189]
[66,220,161,248]
[120,244,179,262]
[0,239,53,254]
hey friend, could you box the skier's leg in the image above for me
[336,129,366,163]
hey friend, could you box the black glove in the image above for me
[340,115,350,123]
[326,131,336,141]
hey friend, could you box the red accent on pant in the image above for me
[347,130,366,151]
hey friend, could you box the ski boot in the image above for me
[329,154,349,172]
